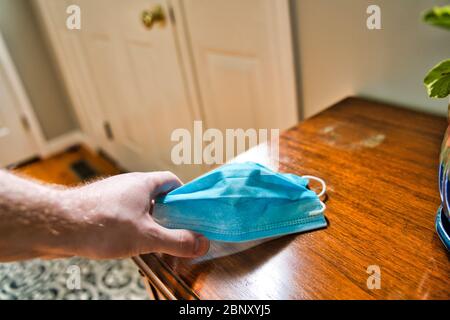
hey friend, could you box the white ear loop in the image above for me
[302,175,326,198]
[302,175,327,216]
[308,200,326,216]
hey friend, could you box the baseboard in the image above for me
[40,130,96,157]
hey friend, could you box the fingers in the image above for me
[146,171,183,199]
[150,224,210,258]
[140,171,209,257]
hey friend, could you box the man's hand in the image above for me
[0,170,210,261]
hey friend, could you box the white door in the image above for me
[35,0,297,179]
[178,0,298,132]
[36,0,204,181]
[0,35,38,166]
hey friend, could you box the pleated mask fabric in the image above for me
[153,162,327,242]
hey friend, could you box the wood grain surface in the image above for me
[139,97,450,299]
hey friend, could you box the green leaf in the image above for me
[422,5,450,30]
[424,59,450,99]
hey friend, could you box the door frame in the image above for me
[0,30,46,158]
[0,29,84,162]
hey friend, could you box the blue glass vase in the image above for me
[437,101,450,251]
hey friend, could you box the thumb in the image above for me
[152,224,210,258]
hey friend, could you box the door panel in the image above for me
[109,0,202,174]
[203,51,262,131]
[181,0,298,131]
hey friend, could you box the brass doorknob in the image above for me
[141,5,166,29]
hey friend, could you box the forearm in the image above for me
[0,170,78,261]
[0,170,209,261]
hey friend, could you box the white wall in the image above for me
[293,0,450,118]
[0,0,78,140]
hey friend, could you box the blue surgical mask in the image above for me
[154,162,327,242]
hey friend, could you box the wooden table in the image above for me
[134,97,450,300]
